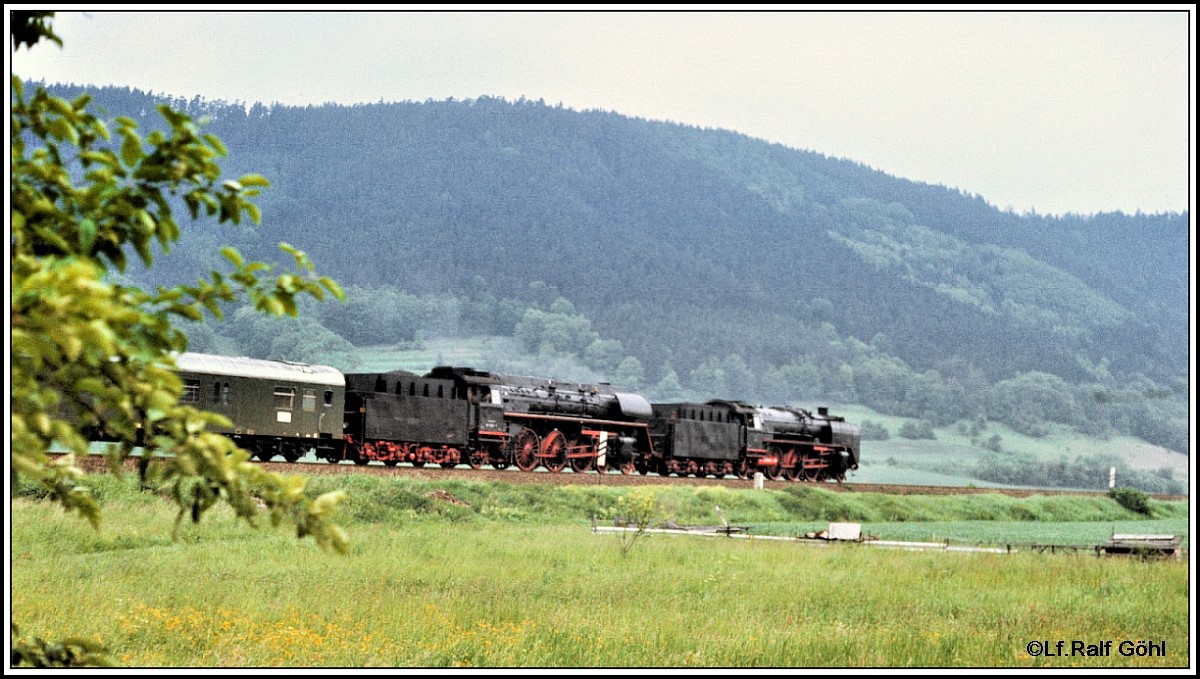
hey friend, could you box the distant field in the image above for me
[831,404,1188,491]
[10,474,1189,668]
[318,336,512,373]
[848,462,1015,488]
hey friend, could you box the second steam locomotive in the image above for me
[176,353,859,482]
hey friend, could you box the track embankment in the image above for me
[58,454,1185,501]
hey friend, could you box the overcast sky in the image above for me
[9,7,1194,216]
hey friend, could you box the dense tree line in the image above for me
[971,452,1184,495]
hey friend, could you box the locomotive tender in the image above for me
[174,352,859,482]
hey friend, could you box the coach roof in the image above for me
[175,352,344,387]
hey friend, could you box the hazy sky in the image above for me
[10,7,1194,216]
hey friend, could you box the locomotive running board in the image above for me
[503,412,651,430]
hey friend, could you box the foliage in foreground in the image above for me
[11,13,347,549]
[10,13,348,667]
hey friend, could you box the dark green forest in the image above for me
[33,84,1190,461]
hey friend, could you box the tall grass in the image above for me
[11,474,1189,667]
[297,474,1185,527]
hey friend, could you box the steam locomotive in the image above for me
[175,352,859,482]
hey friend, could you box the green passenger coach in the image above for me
[174,352,346,462]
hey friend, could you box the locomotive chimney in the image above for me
[818,407,828,416]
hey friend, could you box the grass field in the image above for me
[811,404,1189,491]
[10,473,1190,668]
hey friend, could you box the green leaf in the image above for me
[320,277,346,300]
[133,237,154,267]
[171,304,203,322]
[237,173,271,187]
[220,247,244,268]
[202,133,228,157]
[47,117,79,145]
[260,296,285,316]
[120,130,144,166]
[137,211,156,236]
[78,218,96,252]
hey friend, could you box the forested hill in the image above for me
[35,84,1190,455]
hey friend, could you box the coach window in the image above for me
[274,387,296,411]
[438,385,444,399]
[375,376,386,393]
[423,384,430,397]
[302,389,317,412]
[324,390,334,407]
[409,383,416,396]
[221,382,230,405]
[213,382,221,403]
[182,380,200,403]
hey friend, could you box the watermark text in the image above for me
[1026,640,1166,658]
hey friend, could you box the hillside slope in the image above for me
[31,84,1191,458]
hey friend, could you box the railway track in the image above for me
[59,454,1186,501]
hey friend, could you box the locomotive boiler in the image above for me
[445,368,655,474]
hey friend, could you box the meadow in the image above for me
[10,473,1190,668]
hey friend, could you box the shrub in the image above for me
[980,433,1003,453]
[1108,487,1153,516]
[898,420,936,440]
[860,420,892,441]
